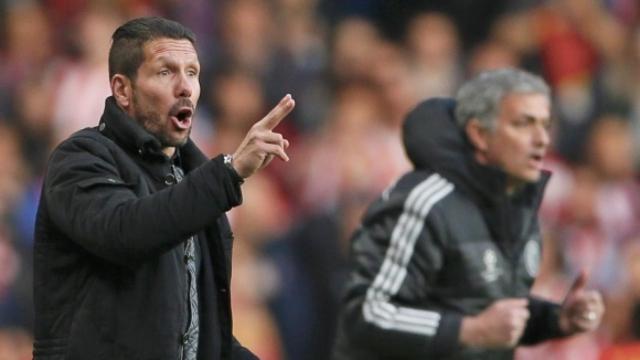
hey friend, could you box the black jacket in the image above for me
[33,97,258,360]
[332,98,565,360]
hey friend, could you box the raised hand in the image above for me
[460,298,530,349]
[231,94,295,179]
[558,270,605,335]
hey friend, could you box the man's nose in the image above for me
[534,124,550,148]
[175,73,193,98]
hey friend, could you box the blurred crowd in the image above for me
[1,0,640,359]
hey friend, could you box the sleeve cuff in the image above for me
[520,297,568,345]
[210,155,244,208]
[431,311,463,357]
[223,154,245,185]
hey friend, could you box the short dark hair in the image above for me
[108,16,196,80]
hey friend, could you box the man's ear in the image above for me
[111,74,133,110]
[465,118,489,152]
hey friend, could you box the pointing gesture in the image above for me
[231,94,295,179]
[254,94,295,131]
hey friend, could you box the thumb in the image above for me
[564,270,588,302]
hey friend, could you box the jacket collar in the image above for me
[98,96,207,169]
[467,157,551,210]
[402,98,550,208]
[99,96,165,158]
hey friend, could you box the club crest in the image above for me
[524,239,540,277]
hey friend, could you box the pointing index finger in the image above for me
[255,94,295,130]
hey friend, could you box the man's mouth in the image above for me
[528,153,544,168]
[170,107,193,130]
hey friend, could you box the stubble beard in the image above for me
[132,92,191,149]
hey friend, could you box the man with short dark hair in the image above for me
[332,69,604,359]
[33,16,294,359]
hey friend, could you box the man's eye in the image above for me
[159,70,170,76]
[512,119,527,127]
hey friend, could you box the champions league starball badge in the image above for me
[480,248,502,283]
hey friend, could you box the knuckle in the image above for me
[510,318,521,328]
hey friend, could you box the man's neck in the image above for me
[506,178,526,196]
[163,146,176,157]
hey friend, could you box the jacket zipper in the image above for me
[172,163,187,360]
[510,257,518,296]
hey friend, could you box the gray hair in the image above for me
[454,68,550,130]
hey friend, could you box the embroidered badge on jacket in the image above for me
[524,239,541,277]
[480,248,502,282]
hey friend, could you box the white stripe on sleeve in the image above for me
[362,173,454,336]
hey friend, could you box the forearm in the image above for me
[341,295,462,358]
[47,155,242,265]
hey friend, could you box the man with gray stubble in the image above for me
[332,68,604,359]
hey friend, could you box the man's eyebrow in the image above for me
[152,55,200,68]
[519,114,552,128]
[520,113,550,121]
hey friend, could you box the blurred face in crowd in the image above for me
[406,12,458,65]
[118,37,201,156]
[469,92,551,191]
[587,116,634,181]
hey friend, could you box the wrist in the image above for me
[223,154,245,184]
[460,316,482,348]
